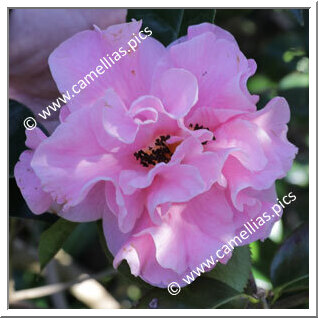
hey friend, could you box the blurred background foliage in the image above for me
[9,9,309,309]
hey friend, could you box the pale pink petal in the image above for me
[219,98,297,210]
[187,22,237,43]
[113,233,192,288]
[128,95,164,124]
[49,20,166,116]
[101,89,138,143]
[152,68,198,118]
[105,210,193,288]
[146,164,206,223]
[105,182,145,233]
[14,150,52,214]
[166,32,258,114]
[233,185,279,243]
[31,106,122,209]
[210,118,268,172]
[25,128,47,150]
[58,182,106,222]
[136,186,235,275]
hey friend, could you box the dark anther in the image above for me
[189,123,213,145]
[189,123,210,131]
[134,135,172,168]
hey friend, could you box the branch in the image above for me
[10,268,115,303]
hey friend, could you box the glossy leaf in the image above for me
[179,9,216,36]
[127,9,216,46]
[127,9,184,46]
[136,277,240,309]
[206,245,251,292]
[38,218,78,270]
[270,222,309,300]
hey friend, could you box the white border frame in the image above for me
[3,1,316,316]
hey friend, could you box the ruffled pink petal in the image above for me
[14,128,53,215]
[146,164,206,223]
[246,97,298,172]
[31,106,122,210]
[170,136,227,188]
[114,233,193,288]
[58,182,106,222]
[90,99,124,151]
[103,209,195,288]
[25,127,47,150]
[143,186,235,274]
[232,185,278,243]
[101,89,138,143]
[102,201,134,255]
[167,32,258,114]
[187,22,237,43]
[114,186,235,281]
[14,150,52,214]
[219,98,297,210]
[119,163,167,195]
[105,182,145,233]
[152,68,198,118]
[49,20,166,117]
[210,118,268,172]
[128,95,164,124]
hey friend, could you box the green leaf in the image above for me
[272,290,309,309]
[135,246,252,308]
[279,72,309,90]
[270,223,309,303]
[96,220,115,265]
[127,9,215,46]
[38,218,78,270]
[63,222,99,257]
[206,246,251,292]
[136,277,240,309]
[179,9,216,37]
[127,9,184,46]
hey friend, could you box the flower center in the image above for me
[134,135,174,167]
[133,123,214,168]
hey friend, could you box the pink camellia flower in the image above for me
[14,20,297,287]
